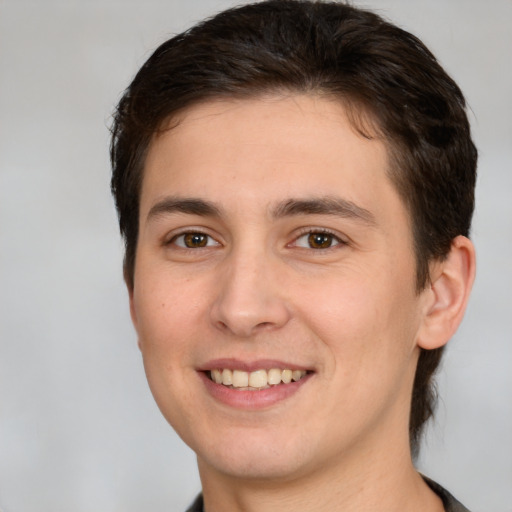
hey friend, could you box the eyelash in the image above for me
[167,231,220,249]
[291,228,347,250]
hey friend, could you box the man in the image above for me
[110,1,477,510]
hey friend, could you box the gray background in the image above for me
[0,0,510,511]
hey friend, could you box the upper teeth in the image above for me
[210,368,307,389]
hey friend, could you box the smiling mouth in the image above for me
[208,368,309,390]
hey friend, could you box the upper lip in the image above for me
[198,358,313,373]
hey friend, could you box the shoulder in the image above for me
[185,493,203,512]
[424,477,472,512]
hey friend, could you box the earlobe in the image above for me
[417,235,476,350]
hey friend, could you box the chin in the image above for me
[201,450,310,482]
[193,425,319,482]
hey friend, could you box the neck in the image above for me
[198,435,443,512]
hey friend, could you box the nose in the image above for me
[209,247,292,338]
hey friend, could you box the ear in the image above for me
[417,235,476,350]
[127,283,143,351]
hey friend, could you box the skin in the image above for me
[129,94,475,511]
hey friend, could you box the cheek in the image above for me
[132,272,205,429]
[132,269,206,362]
[294,266,419,371]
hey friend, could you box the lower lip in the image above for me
[199,371,312,410]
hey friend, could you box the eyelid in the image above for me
[165,228,222,248]
[289,227,348,249]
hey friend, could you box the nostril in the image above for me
[255,321,273,329]
[215,320,229,331]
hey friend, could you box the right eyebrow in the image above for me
[146,197,222,223]
[271,196,377,227]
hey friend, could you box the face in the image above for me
[131,95,430,482]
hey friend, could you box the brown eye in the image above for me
[184,233,208,247]
[173,232,217,248]
[307,232,335,249]
[293,231,342,249]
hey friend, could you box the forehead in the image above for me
[141,94,408,228]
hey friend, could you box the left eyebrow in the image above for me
[271,196,377,226]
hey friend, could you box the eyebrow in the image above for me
[271,197,376,226]
[146,197,222,222]
[146,195,376,226]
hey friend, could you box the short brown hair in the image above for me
[110,0,477,454]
